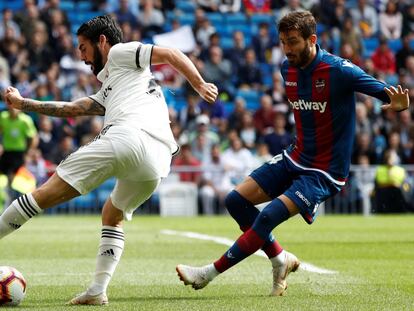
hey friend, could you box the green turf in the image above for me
[0,215,413,310]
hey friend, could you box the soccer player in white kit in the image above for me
[1,15,218,305]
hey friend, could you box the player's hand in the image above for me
[4,86,24,110]
[382,85,410,112]
[197,82,218,103]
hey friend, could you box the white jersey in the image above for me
[89,41,179,154]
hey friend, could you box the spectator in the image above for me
[379,0,402,39]
[202,46,234,98]
[279,0,305,20]
[114,0,139,29]
[221,135,255,185]
[199,98,226,125]
[224,31,247,76]
[197,0,220,12]
[242,0,272,15]
[172,143,202,183]
[195,18,216,49]
[0,9,21,40]
[340,16,363,63]
[140,0,165,37]
[396,36,414,74]
[227,96,247,132]
[219,0,241,13]
[199,144,233,214]
[237,48,263,89]
[179,95,201,131]
[239,111,257,150]
[251,22,274,63]
[349,0,379,38]
[0,106,38,185]
[371,36,396,75]
[374,149,409,213]
[253,94,277,137]
[263,112,293,156]
[25,148,48,186]
[401,4,414,38]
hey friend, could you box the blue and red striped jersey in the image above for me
[281,45,390,185]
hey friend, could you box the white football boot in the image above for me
[67,291,108,305]
[271,251,300,296]
[176,264,211,290]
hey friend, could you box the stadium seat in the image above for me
[60,1,75,11]
[250,14,273,25]
[388,39,402,52]
[4,0,23,11]
[225,13,248,25]
[77,2,93,11]
[176,0,196,13]
[68,192,97,213]
[220,37,234,50]
[96,189,112,208]
[178,13,195,26]
[206,13,224,25]
[362,37,379,58]
[236,90,261,111]
[99,178,116,191]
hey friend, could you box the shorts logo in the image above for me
[295,191,311,207]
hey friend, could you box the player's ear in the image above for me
[98,34,107,48]
[309,34,317,45]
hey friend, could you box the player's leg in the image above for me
[69,178,160,305]
[0,173,80,239]
[177,194,299,290]
[227,177,285,260]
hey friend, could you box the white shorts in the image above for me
[56,125,172,220]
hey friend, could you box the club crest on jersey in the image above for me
[315,78,325,93]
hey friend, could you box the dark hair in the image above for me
[277,11,316,39]
[77,15,123,46]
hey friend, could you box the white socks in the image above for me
[270,250,286,268]
[88,226,124,295]
[0,193,42,239]
[204,263,220,281]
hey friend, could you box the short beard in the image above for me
[92,45,104,75]
[296,41,312,68]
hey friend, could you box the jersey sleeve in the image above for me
[109,42,153,70]
[341,59,390,103]
[23,114,37,138]
[89,89,104,106]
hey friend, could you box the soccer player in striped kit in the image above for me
[177,11,410,296]
[1,15,218,305]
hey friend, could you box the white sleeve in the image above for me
[89,89,104,106]
[109,42,153,70]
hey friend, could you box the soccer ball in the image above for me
[0,266,26,306]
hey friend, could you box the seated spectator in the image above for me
[239,111,257,150]
[224,31,247,76]
[340,16,363,63]
[253,94,277,137]
[219,0,241,13]
[374,150,410,213]
[197,0,220,12]
[199,144,233,214]
[227,96,247,132]
[379,0,402,40]
[243,0,272,15]
[278,0,305,21]
[198,97,226,126]
[401,3,414,38]
[172,143,202,183]
[114,0,139,29]
[251,22,274,63]
[396,36,414,75]
[349,0,379,38]
[49,135,76,165]
[202,46,234,99]
[140,0,164,37]
[237,48,263,90]
[221,136,255,185]
[371,36,396,75]
[263,112,293,156]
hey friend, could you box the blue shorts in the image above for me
[250,153,342,224]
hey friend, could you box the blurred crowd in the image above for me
[0,0,413,212]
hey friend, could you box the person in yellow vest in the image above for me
[374,149,409,213]
[0,106,38,201]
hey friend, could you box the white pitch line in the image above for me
[161,229,338,275]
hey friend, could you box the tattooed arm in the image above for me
[4,87,105,117]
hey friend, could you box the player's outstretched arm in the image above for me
[382,85,410,112]
[151,46,218,103]
[4,86,105,117]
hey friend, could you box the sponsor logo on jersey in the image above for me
[285,81,297,87]
[295,191,311,207]
[288,99,327,113]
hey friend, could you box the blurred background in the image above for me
[0,0,413,217]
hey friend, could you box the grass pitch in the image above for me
[0,214,413,310]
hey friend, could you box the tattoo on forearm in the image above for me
[22,98,105,117]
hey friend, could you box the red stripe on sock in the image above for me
[214,256,229,273]
[263,240,284,258]
[237,228,265,254]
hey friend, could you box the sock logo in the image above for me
[8,223,21,229]
[226,251,235,259]
[100,248,116,259]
